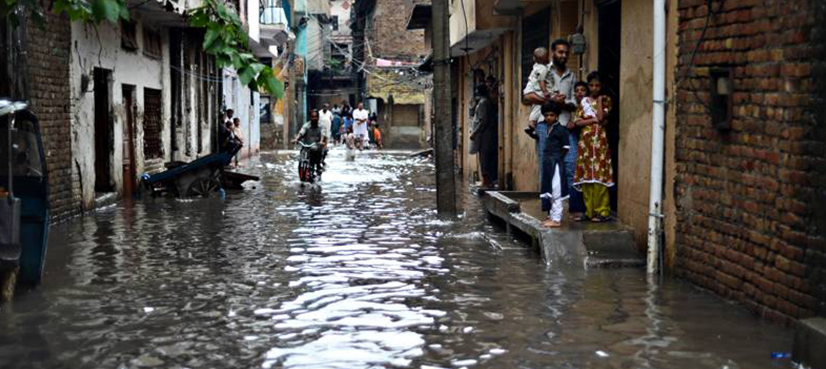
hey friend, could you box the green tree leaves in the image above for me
[4,0,279,96]
[3,0,128,27]
[189,0,279,96]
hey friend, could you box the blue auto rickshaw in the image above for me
[0,100,49,301]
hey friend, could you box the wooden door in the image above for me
[122,85,137,198]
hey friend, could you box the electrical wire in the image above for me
[673,0,726,111]
[303,12,427,85]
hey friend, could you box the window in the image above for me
[121,20,138,51]
[710,68,733,130]
[143,28,162,59]
[521,8,550,94]
[331,15,339,31]
[143,88,163,159]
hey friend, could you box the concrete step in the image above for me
[793,317,826,369]
[483,190,644,268]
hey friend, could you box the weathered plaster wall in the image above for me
[663,0,680,269]
[617,0,654,250]
[330,0,352,43]
[70,17,168,208]
[449,0,477,48]
[305,18,327,71]
[222,71,261,159]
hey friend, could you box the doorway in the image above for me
[94,68,114,192]
[598,0,621,210]
[122,85,137,198]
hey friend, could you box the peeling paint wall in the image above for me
[617,0,654,251]
[70,16,220,207]
[222,70,261,159]
[70,17,168,208]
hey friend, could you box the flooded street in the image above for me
[0,150,793,369]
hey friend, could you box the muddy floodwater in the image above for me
[0,150,794,368]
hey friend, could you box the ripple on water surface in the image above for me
[0,149,794,369]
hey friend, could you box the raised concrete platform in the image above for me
[793,317,826,369]
[483,191,644,268]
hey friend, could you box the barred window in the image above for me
[143,88,163,159]
[521,8,550,94]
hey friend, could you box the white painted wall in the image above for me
[330,0,352,42]
[70,17,171,207]
[222,69,261,160]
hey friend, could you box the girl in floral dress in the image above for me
[573,72,614,222]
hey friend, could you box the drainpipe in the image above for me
[648,0,666,276]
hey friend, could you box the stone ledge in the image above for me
[482,190,644,268]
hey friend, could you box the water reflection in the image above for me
[0,148,793,369]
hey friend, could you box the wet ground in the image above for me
[0,149,795,369]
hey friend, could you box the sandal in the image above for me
[572,214,587,222]
[591,215,611,223]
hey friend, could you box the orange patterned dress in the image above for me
[573,96,614,189]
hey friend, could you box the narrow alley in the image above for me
[0,150,793,368]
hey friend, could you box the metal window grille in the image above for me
[143,88,163,159]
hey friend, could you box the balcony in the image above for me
[260,1,294,47]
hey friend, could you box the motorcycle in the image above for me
[297,142,322,183]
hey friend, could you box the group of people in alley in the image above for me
[291,101,384,171]
[526,39,614,228]
[470,39,614,228]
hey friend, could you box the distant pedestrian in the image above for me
[319,104,333,145]
[342,112,354,132]
[344,125,356,161]
[233,117,244,166]
[372,123,383,150]
[539,102,569,228]
[225,109,234,125]
[331,111,342,145]
[352,102,370,149]
[232,117,244,146]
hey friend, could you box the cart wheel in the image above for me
[187,177,221,198]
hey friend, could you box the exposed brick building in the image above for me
[1,12,77,221]
[361,0,429,148]
[674,0,826,322]
[366,0,427,60]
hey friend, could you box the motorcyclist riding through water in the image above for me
[292,109,328,176]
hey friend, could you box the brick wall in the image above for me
[675,0,826,322]
[367,0,427,61]
[25,11,77,221]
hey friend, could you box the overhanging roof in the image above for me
[406,3,432,30]
[450,28,509,57]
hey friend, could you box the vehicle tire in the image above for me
[298,155,309,183]
[186,177,221,198]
